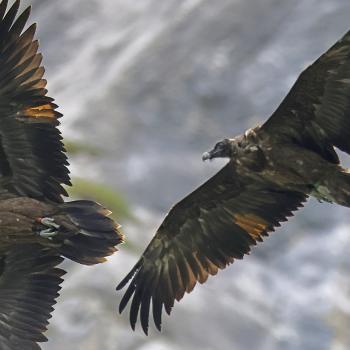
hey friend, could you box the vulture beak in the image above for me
[202,148,222,161]
[202,140,230,161]
[202,151,211,161]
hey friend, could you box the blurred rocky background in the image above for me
[16,0,350,349]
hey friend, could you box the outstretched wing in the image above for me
[262,29,350,163]
[0,244,65,350]
[117,163,306,334]
[0,0,70,203]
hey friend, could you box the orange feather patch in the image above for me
[24,104,56,119]
[233,213,268,239]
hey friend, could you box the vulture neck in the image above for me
[229,126,266,172]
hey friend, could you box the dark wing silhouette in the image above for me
[0,244,65,350]
[117,163,306,334]
[262,29,350,163]
[0,0,70,203]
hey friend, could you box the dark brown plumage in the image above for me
[0,1,124,348]
[117,28,350,333]
[0,245,64,350]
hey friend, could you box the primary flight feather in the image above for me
[117,27,350,333]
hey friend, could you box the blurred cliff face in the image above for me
[17,0,350,349]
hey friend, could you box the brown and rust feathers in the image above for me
[116,26,350,335]
[0,2,123,348]
[0,0,69,203]
[117,163,306,334]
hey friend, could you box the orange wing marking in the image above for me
[233,213,268,240]
[23,103,56,119]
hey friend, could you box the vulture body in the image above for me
[0,1,124,349]
[117,27,350,333]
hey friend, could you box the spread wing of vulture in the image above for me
[117,28,350,333]
[0,1,124,348]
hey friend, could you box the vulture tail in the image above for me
[50,200,124,265]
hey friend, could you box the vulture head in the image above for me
[202,138,234,161]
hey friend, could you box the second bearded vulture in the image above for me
[117,26,350,333]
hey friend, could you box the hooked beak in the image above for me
[202,151,212,161]
[202,148,224,161]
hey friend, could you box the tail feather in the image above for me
[52,200,124,265]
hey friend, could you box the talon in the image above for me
[39,228,58,239]
[37,217,60,238]
[38,218,60,229]
[37,217,60,229]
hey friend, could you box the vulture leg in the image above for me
[311,169,350,207]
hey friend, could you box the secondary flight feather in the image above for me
[117,27,350,333]
[0,1,124,348]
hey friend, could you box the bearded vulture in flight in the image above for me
[117,26,350,333]
[0,1,124,348]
